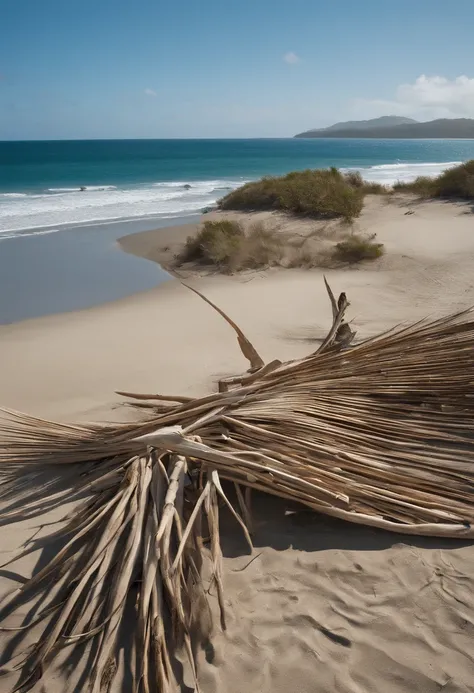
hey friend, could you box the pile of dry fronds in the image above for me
[1,280,474,692]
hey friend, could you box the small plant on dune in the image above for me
[362,181,388,194]
[178,219,244,268]
[177,220,284,273]
[236,222,284,270]
[343,171,365,188]
[393,176,435,197]
[343,171,388,194]
[333,233,384,263]
[286,246,326,269]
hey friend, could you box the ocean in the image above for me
[2,138,474,323]
[2,138,474,240]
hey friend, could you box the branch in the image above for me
[183,283,264,371]
[316,278,355,353]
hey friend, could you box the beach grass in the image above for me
[176,219,385,273]
[333,233,385,263]
[177,219,284,272]
[393,159,474,198]
[341,170,388,194]
[218,168,371,221]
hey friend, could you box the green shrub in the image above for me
[178,220,244,268]
[343,171,387,194]
[219,168,365,222]
[433,160,474,198]
[286,247,325,269]
[177,218,386,273]
[392,160,474,199]
[361,181,389,194]
[392,176,435,197]
[343,171,365,188]
[177,220,284,273]
[237,222,284,270]
[333,234,384,263]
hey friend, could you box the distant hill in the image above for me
[294,118,474,139]
[302,116,417,135]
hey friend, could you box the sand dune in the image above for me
[1,196,474,692]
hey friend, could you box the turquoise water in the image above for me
[2,137,474,323]
[2,138,474,238]
[4,138,474,190]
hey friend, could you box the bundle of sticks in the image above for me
[1,280,473,692]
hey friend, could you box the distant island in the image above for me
[294,116,474,139]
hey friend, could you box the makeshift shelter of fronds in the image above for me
[1,279,474,693]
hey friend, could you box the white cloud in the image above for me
[283,52,300,65]
[398,75,474,116]
[354,75,474,120]
[144,88,157,97]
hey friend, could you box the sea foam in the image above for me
[0,161,463,239]
[351,161,462,186]
[0,179,247,238]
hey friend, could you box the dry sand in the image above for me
[1,196,474,692]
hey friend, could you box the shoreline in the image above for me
[118,206,370,277]
[3,193,474,420]
[118,219,200,276]
[0,214,200,325]
[117,193,474,277]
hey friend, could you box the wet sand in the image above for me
[0,215,199,324]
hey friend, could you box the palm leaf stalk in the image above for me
[1,279,474,692]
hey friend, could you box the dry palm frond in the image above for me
[1,279,474,692]
[0,446,248,693]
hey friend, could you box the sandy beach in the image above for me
[2,195,474,692]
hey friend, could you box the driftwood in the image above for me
[1,278,474,692]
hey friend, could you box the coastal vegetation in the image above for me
[333,233,384,263]
[341,170,387,194]
[393,160,474,199]
[174,159,474,274]
[178,219,284,272]
[176,218,384,272]
[218,167,386,222]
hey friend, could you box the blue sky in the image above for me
[1,0,474,139]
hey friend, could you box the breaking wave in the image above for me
[0,179,247,238]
